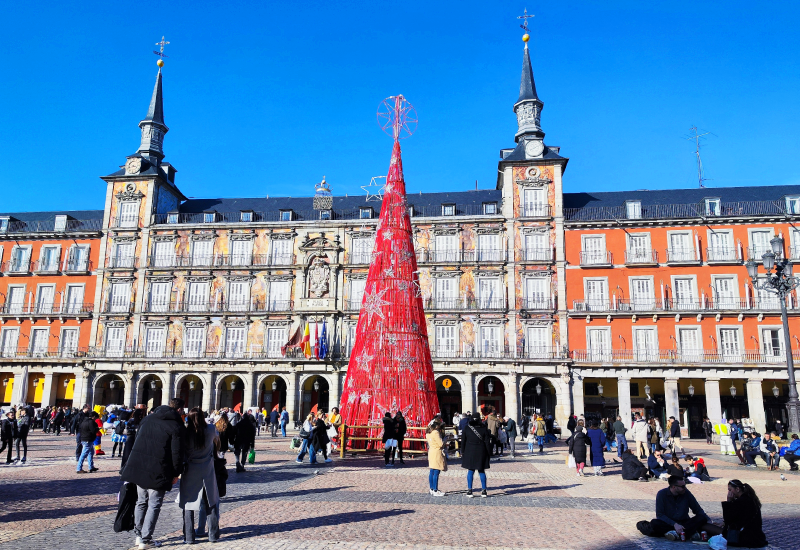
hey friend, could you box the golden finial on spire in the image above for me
[153,36,170,67]
[518,8,534,45]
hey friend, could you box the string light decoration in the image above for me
[339,95,439,444]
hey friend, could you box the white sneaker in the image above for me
[135,537,142,547]
[432,490,446,497]
[429,489,434,495]
[324,458,333,463]
[664,531,679,542]
[139,540,162,549]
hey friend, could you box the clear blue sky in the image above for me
[3,1,799,212]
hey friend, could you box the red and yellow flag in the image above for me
[302,322,311,358]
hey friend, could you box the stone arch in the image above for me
[435,374,465,424]
[92,373,126,409]
[216,374,246,412]
[298,373,331,418]
[257,373,289,412]
[175,373,206,410]
[136,373,167,410]
[474,373,506,417]
[520,376,558,420]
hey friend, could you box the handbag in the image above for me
[247,448,256,464]
[299,427,310,439]
[568,455,576,468]
[469,425,493,455]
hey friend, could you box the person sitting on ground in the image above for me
[759,432,780,471]
[637,475,716,541]
[621,450,650,481]
[667,454,685,478]
[648,449,669,479]
[684,455,711,481]
[782,433,800,471]
[718,479,768,548]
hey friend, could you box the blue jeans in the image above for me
[429,469,440,491]
[296,438,310,461]
[77,441,94,471]
[527,442,534,452]
[616,435,627,457]
[467,469,487,491]
[308,443,317,464]
[281,422,287,437]
[536,436,545,450]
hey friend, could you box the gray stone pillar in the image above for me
[243,370,257,411]
[461,372,474,414]
[40,373,56,407]
[664,378,680,421]
[746,379,766,434]
[286,371,298,422]
[10,366,28,405]
[571,372,585,417]
[161,372,174,405]
[704,378,723,424]
[329,372,340,412]
[617,377,632,427]
[123,373,136,407]
[201,372,214,412]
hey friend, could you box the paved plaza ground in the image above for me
[0,431,796,550]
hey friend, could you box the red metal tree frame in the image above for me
[339,96,438,439]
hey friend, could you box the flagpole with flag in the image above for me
[302,322,311,359]
[313,323,320,360]
[320,319,329,360]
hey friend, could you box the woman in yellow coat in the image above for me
[426,419,447,496]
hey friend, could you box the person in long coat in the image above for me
[586,422,607,475]
[426,419,447,496]
[179,408,220,544]
[382,412,398,466]
[460,412,491,497]
[569,429,590,476]
[310,412,331,464]
[394,411,408,464]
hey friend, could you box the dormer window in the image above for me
[0,217,9,234]
[786,196,800,215]
[625,201,642,219]
[167,212,179,224]
[240,211,253,222]
[442,204,455,216]
[54,215,67,232]
[360,207,373,219]
[408,205,415,217]
[704,198,721,216]
[483,202,498,215]
[280,210,293,222]
[203,212,217,223]
[319,210,331,220]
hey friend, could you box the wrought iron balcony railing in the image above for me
[424,297,507,311]
[3,260,31,274]
[520,298,555,310]
[573,348,800,364]
[142,299,294,314]
[571,297,792,313]
[518,248,554,262]
[148,254,295,268]
[565,200,796,223]
[107,256,138,269]
[0,346,89,359]
[624,249,658,265]
[579,251,612,266]
[665,248,700,263]
[64,259,92,273]
[0,303,94,315]
[0,219,102,234]
[706,247,741,263]
[87,345,349,361]
[521,205,551,218]
[416,249,508,263]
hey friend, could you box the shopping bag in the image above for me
[247,448,256,464]
[568,454,576,468]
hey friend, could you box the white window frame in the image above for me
[183,326,206,358]
[717,326,743,361]
[586,326,612,362]
[152,240,176,268]
[204,212,216,223]
[523,188,548,217]
[666,230,696,262]
[760,326,785,362]
[628,276,655,311]
[114,241,135,268]
[187,281,210,312]
[524,232,549,261]
[30,327,49,356]
[435,276,459,308]
[625,200,642,219]
[755,276,781,309]
[38,244,61,272]
[626,232,652,263]
[581,234,607,265]
[35,283,56,314]
[748,227,775,260]
[225,326,248,358]
[104,326,127,357]
[0,217,8,234]
[348,278,367,310]
[433,234,459,262]
[6,285,26,314]
[706,229,735,262]
[8,245,31,273]
[704,198,721,216]
[675,326,703,362]
[434,324,459,358]
[268,280,292,311]
[525,276,550,309]
[227,280,250,312]
[118,200,139,228]
[483,202,497,215]
[477,324,503,357]
[441,204,455,216]
[351,236,374,264]
[148,281,171,313]
[167,212,179,224]
[54,215,68,232]
[109,282,132,313]
[670,274,698,310]
[240,211,253,222]
[270,238,293,266]
[359,207,373,219]
[191,240,214,267]
[265,326,287,358]
[144,326,167,358]
[632,326,659,362]
[786,196,800,215]
[0,327,19,357]
[64,283,85,314]
[230,239,253,266]
[477,233,502,262]
[790,228,800,260]
[59,327,80,356]
[526,325,551,358]
[582,277,609,311]
[477,277,502,309]
[66,244,90,271]
[280,210,293,221]
[710,274,740,309]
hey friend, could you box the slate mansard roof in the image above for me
[0,209,104,234]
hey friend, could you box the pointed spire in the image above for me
[517,44,540,104]
[137,69,169,163]
[513,38,544,142]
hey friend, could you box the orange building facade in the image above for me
[0,212,102,406]
[564,191,799,436]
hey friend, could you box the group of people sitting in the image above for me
[621,448,711,483]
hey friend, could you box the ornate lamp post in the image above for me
[746,235,800,434]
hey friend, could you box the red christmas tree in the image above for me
[339,109,439,433]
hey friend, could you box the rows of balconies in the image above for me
[0,303,94,316]
[2,259,92,275]
[572,348,800,365]
[581,247,800,267]
[0,346,89,359]
[571,297,791,313]
[103,299,296,315]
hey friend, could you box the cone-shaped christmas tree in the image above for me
[339,125,439,432]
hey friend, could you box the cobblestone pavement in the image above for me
[0,432,795,550]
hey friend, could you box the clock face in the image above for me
[525,140,544,158]
[125,158,142,175]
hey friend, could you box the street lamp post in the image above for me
[746,235,800,434]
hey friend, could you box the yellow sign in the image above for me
[442,378,452,390]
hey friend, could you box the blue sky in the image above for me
[2,1,799,212]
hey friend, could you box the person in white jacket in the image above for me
[632,413,650,459]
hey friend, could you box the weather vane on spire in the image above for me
[518,8,534,45]
[153,36,170,67]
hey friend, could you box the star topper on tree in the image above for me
[361,176,386,202]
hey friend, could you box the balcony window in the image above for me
[630,277,655,310]
[105,327,126,357]
[109,282,132,313]
[30,328,49,357]
[204,212,216,223]
[39,246,60,272]
[152,240,175,268]
[583,278,609,311]
[225,326,247,358]
[523,188,547,217]
[9,246,31,272]
[477,277,502,309]
[183,326,206,358]
[677,327,701,361]
[360,207,373,219]
[64,285,85,314]
[270,239,293,265]
[712,276,738,309]
[526,326,550,358]
[266,327,286,358]
[633,327,658,361]
[672,277,696,310]
[35,285,55,314]
[349,278,366,309]
[435,325,458,358]
[433,234,459,262]
[280,210,293,222]
[434,277,458,309]
[525,277,549,309]
[67,245,90,271]
[483,202,497,215]
[786,196,800,215]
[762,328,784,361]
[441,204,455,217]
[704,198,721,216]
[667,232,696,262]
[113,242,134,268]
[477,233,502,262]
[118,201,138,228]
[625,201,642,219]
[230,240,253,266]
[478,325,502,357]
[0,328,19,357]
[719,328,741,361]
[587,328,611,362]
[749,230,773,260]
[351,236,373,264]
[60,328,79,356]
[191,240,214,267]
[581,235,608,265]
[7,287,25,314]
[524,233,550,261]
[145,327,166,358]
[268,280,291,311]
[227,281,249,312]
[54,215,67,232]
[187,282,209,312]
[707,230,735,262]
[148,282,170,313]
[626,234,653,263]
[167,212,179,224]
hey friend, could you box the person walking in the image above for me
[310,411,332,464]
[613,416,628,459]
[71,404,90,462]
[394,411,407,464]
[214,414,233,454]
[120,397,186,550]
[111,415,127,459]
[649,419,660,454]
[53,407,64,436]
[254,408,263,437]
[1,411,18,464]
[567,414,578,436]
[586,422,607,475]
[569,427,590,477]
[702,416,714,445]
[426,419,447,496]
[534,415,547,454]
[280,407,289,437]
[632,413,650,459]
[179,408,221,544]
[503,416,518,457]
[295,413,315,463]
[268,408,279,437]
[382,411,398,467]
[668,416,683,455]
[121,408,145,472]
[76,411,100,473]
[234,411,256,473]
[636,476,715,541]
[14,408,30,463]
[328,407,342,450]
[460,411,491,497]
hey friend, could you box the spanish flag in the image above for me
[302,322,312,358]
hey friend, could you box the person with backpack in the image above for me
[111,416,128,458]
[295,413,315,463]
[76,412,100,473]
[460,411,491,497]
[728,418,745,465]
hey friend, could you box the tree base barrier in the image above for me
[339,424,460,459]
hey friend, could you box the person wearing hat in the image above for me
[460,411,492,497]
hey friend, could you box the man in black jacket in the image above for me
[71,404,90,461]
[120,398,185,549]
[235,412,257,472]
[1,411,18,464]
[669,417,683,455]
[76,411,100,473]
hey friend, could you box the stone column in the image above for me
[554,376,571,432]
[704,378,723,424]
[571,371,585,417]
[73,370,89,407]
[664,378,680,421]
[10,366,29,405]
[461,372,474,414]
[505,373,519,420]
[123,373,136,407]
[746,379,766,434]
[286,371,298,422]
[161,372,174,405]
[329,372,340,411]
[617,377,632,427]
[201,372,214,412]
[40,373,56,407]
[243,370,256,411]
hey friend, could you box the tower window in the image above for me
[54,215,67,232]
[0,217,10,233]
[786,196,800,214]
[167,212,178,224]
[319,210,332,220]
[483,202,498,215]
[204,212,216,223]
[240,211,253,222]
[280,210,293,222]
[360,207,373,219]
[408,205,415,217]
[442,204,455,216]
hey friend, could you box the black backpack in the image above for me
[114,421,126,435]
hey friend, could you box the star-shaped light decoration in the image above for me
[355,348,373,372]
[396,349,416,374]
[361,176,386,202]
[383,266,395,278]
[360,391,371,403]
[361,285,389,323]
[387,334,398,346]
[347,392,358,403]
[417,378,426,390]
